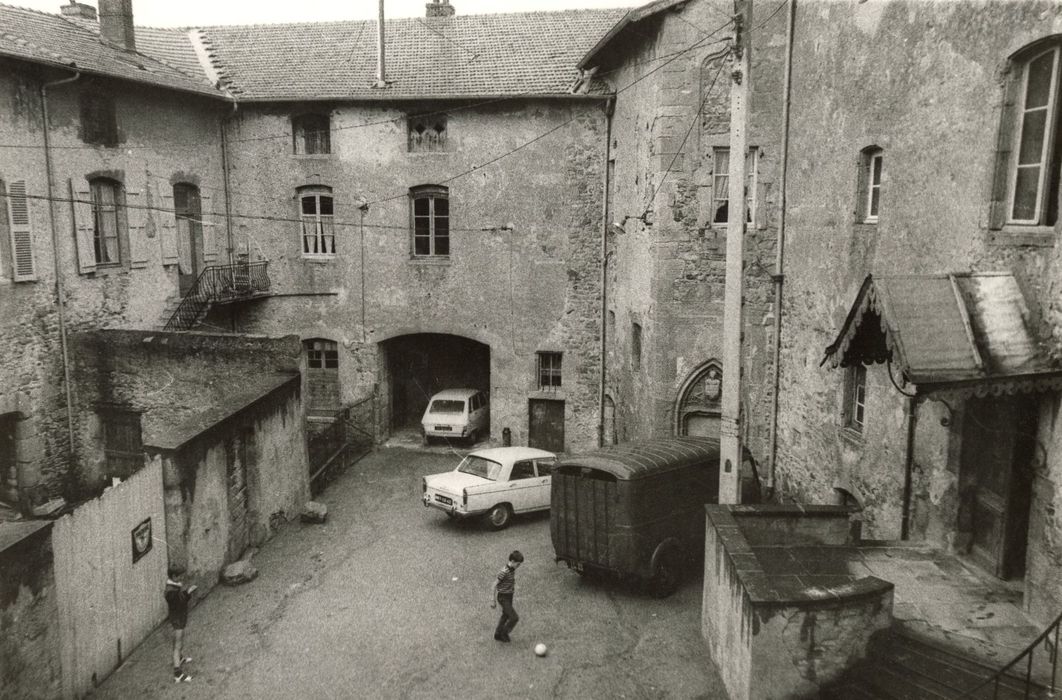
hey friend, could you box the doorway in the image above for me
[174,183,203,295]
[529,399,564,453]
[959,396,1037,580]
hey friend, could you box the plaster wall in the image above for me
[0,59,226,504]
[225,99,607,450]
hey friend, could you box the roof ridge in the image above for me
[0,28,73,67]
[189,28,242,96]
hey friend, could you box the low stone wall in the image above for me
[702,504,893,700]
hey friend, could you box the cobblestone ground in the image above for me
[93,446,726,699]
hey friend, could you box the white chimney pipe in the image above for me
[375,0,388,88]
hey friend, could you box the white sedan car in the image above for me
[422,446,557,529]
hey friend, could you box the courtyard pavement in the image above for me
[92,446,726,699]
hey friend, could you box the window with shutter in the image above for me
[6,180,36,281]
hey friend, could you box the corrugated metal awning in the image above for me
[821,273,1062,397]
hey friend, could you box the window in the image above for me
[632,322,642,370]
[299,187,335,256]
[861,148,883,223]
[535,457,556,476]
[408,114,448,152]
[80,88,118,147]
[305,339,341,416]
[90,178,123,265]
[538,352,562,390]
[293,113,331,155]
[843,364,867,432]
[1005,45,1062,225]
[0,413,16,505]
[102,407,143,479]
[511,460,535,480]
[410,185,450,257]
[711,147,756,225]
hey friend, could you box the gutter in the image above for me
[598,97,615,447]
[39,68,81,480]
[766,0,797,498]
[901,396,918,540]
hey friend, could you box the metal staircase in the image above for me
[163,261,270,332]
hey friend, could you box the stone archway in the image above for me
[675,361,723,439]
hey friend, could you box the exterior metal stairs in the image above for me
[822,628,1054,699]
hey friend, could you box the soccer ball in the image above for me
[534,643,548,657]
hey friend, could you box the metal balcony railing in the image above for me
[164,261,270,332]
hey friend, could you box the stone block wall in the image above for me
[0,525,61,699]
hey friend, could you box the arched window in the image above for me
[90,177,124,265]
[676,361,723,439]
[410,185,449,257]
[292,113,331,155]
[298,187,335,257]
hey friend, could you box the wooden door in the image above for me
[173,184,203,295]
[961,397,1035,580]
[529,399,564,453]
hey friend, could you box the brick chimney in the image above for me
[426,0,455,18]
[60,1,97,21]
[98,0,136,52]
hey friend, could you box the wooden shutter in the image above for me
[6,180,36,281]
[200,193,217,263]
[989,69,1020,231]
[159,191,178,266]
[72,183,96,275]
[126,187,149,269]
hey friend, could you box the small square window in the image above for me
[409,114,448,152]
[538,352,562,390]
[293,114,331,155]
[102,407,143,479]
[80,89,118,147]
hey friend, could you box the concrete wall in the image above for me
[0,59,226,506]
[591,0,785,463]
[0,526,61,700]
[225,98,607,451]
[772,0,1062,623]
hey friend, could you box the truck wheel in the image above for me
[651,553,681,598]
[485,504,512,530]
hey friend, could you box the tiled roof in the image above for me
[198,9,629,101]
[0,3,221,97]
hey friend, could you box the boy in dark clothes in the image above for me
[489,550,524,642]
[164,573,197,682]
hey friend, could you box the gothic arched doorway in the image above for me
[675,361,723,439]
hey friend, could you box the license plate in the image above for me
[435,426,452,431]
[435,495,453,506]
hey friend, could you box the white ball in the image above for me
[534,643,548,657]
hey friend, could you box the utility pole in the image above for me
[719,0,752,504]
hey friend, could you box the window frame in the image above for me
[292,113,332,156]
[711,147,757,226]
[101,406,143,480]
[409,185,450,258]
[863,148,884,224]
[298,187,336,258]
[537,351,562,390]
[1008,45,1062,226]
[632,322,643,370]
[90,178,124,267]
[408,113,449,152]
[842,364,867,433]
[80,87,118,147]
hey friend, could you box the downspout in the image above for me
[598,97,615,448]
[766,0,797,498]
[220,99,238,266]
[901,396,918,540]
[40,69,81,460]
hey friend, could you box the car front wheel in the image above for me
[485,504,512,530]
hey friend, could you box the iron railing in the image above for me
[308,396,375,494]
[164,261,270,332]
[956,609,1062,698]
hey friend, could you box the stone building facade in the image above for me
[771,0,1062,622]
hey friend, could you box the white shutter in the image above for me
[6,180,36,282]
[159,192,178,266]
[72,184,96,275]
[200,193,217,263]
[126,187,149,269]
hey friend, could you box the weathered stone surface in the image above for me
[301,501,328,524]
[221,560,259,586]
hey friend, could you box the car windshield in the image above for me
[457,455,502,481]
[429,399,465,414]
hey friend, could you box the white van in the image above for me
[421,388,490,444]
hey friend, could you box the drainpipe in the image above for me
[220,99,238,266]
[598,97,615,448]
[765,0,797,498]
[40,69,81,462]
[901,396,918,540]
